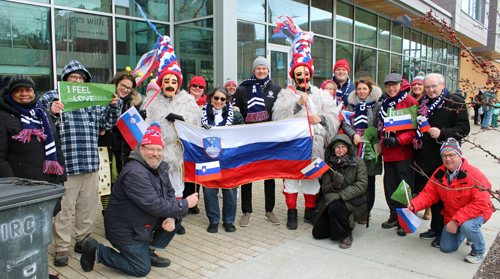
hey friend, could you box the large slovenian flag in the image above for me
[397,208,422,234]
[116,107,147,150]
[176,118,314,188]
[384,114,413,132]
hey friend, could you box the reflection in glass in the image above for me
[337,1,353,42]
[116,0,169,21]
[411,31,421,58]
[427,36,433,61]
[421,34,428,59]
[311,36,333,84]
[238,21,266,82]
[55,0,110,12]
[0,2,52,95]
[269,25,292,46]
[410,58,421,81]
[175,0,213,22]
[378,51,390,87]
[355,8,377,47]
[447,44,455,66]
[237,0,265,22]
[391,54,402,74]
[55,10,112,84]
[403,56,410,81]
[426,61,433,73]
[432,63,443,74]
[269,0,308,31]
[403,27,410,56]
[378,18,390,51]
[354,46,376,81]
[433,38,443,63]
[311,0,332,37]
[391,24,402,53]
[421,61,427,75]
[454,47,459,67]
[270,50,289,88]
[336,41,353,80]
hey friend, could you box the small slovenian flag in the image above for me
[195,161,222,181]
[301,158,330,179]
[116,107,147,150]
[357,142,366,159]
[340,111,354,126]
[397,208,422,234]
[417,115,431,133]
[384,114,413,132]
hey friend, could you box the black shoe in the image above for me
[303,208,317,225]
[286,209,298,230]
[397,226,407,237]
[207,223,218,233]
[420,229,437,239]
[189,205,200,214]
[431,237,441,248]
[149,249,171,267]
[223,223,236,233]
[74,234,90,253]
[381,218,398,229]
[80,237,98,272]
[176,224,185,235]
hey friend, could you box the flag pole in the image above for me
[302,66,313,139]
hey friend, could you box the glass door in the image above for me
[268,44,290,89]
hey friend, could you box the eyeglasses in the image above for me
[68,75,84,81]
[191,84,205,89]
[213,96,226,102]
[424,84,440,90]
[119,83,133,92]
[142,146,163,154]
[335,145,348,150]
[441,153,457,159]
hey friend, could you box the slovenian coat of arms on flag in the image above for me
[115,107,147,150]
[204,137,222,159]
[301,158,330,180]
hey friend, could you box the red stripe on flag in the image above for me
[398,214,411,234]
[307,164,330,180]
[385,123,414,132]
[116,119,139,150]
[196,172,222,181]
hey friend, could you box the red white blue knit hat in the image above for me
[273,15,314,79]
[156,35,183,87]
[141,122,164,147]
[440,138,462,158]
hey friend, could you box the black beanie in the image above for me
[8,74,35,92]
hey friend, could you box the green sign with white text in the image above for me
[58,82,115,113]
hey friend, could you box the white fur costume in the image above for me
[272,85,341,194]
[141,89,201,197]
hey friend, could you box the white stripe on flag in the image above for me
[195,161,220,170]
[300,158,324,174]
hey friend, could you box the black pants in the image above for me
[312,200,352,241]
[474,106,480,124]
[413,171,427,195]
[430,200,445,237]
[241,179,276,213]
[183,182,200,198]
[383,159,415,221]
[367,175,376,213]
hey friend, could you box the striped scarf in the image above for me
[413,88,448,149]
[201,102,234,127]
[353,101,376,135]
[239,75,270,123]
[378,90,408,138]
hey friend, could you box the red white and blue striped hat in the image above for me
[156,35,183,87]
[440,138,462,158]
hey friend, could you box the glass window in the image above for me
[378,18,390,51]
[427,36,433,61]
[391,24,402,53]
[433,38,443,63]
[336,41,353,80]
[403,27,410,56]
[269,0,308,31]
[174,0,213,22]
[311,0,333,37]
[426,61,433,74]
[237,0,265,22]
[55,0,110,12]
[421,34,428,60]
[454,47,459,67]
[355,8,377,47]
[403,56,410,81]
[238,21,266,82]
[311,36,333,84]
[336,1,354,42]
[461,0,483,23]
[55,9,112,84]
[421,61,427,75]
[116,0,169,21]
[0,2,52,96]
[411,31,421,58]
[354,46,376,81]
[447,44,455,66]
[378,51,390,87]
[391,54,402,74]
[269,25,292,46]
[432,63,443,74]
[175,20,214,90]
[410,58,421,81]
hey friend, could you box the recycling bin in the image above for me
[0,178,65,279]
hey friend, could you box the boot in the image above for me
[303,208,316,225]
[423,208,432,220]
[149,249,171,267]
[286,209,298,230]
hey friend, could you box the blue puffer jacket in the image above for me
[104,146,189,246]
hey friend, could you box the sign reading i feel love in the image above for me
[58,81,115,112]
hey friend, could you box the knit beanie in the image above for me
[146,79,160,93]
[334,59,350,74]
[141,122,164,147]
[412,76,424,86]
[320,80,334,90]
[225,78,237,87]
[8,74,36,92]
[252,56,270,72]
[156,35,183,87]
[440,138,462,158]
[189,76,206,89]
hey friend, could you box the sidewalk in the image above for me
[49,123,500,279]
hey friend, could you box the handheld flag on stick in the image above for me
[116,107,147,150]
[417,115,431,133]
[391,180,412,205]
[195,161,221,181]
[397,208,422,233]
[301,158,330,180]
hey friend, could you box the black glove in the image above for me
[202,123,212,129]
[383,137,399,147]
[332,171,344,189]
[165,113,184,122]
[139,110,147,120]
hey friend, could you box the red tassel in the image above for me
[12,129,46,143]
[43,160,64,175]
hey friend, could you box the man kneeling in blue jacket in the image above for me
[80,122,199,277]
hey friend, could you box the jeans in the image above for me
[96,218,181,277]
[203,187,237,224]
[481,110,493,128]
[440,216,486,254]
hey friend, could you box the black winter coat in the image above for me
[104,147,189,246]
[234,81,281,122]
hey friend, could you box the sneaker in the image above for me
[339,236,353,249]
[397,226,407,237]
[420,229,437,239]
[207,223,218,233]
[431,237,441,248]
[303,208,317,225]
[265,212,280,225]
[223,223,236,233]
[381,218,398,229]
[176,224,186,235]
[80,237,98,272]
[239,213,251,227]
[286,209,298,230]
[464,251,485,264]
[54,251,68,266]
[149,249,171,267]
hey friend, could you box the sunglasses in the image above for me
[213,96,226,102]
[191,84,205,89]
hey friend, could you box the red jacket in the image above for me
[410,158,493,226]
[380,94,418,162]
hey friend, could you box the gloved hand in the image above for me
[202,123,212,129]
[325,192,341,203]
[139,110,147,120]
[383,137,399,147]
[332,171,344,189]
[165,113,184,122]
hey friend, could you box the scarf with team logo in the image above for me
[6,94,64,175]
[378,90,408,137]
[412,87,448,149]
[201,102,234,127]
[353,100,377,134]
[239,75,270,123]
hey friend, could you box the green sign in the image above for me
[58,82,115,113]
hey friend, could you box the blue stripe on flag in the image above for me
[195,167,221,176]
[304,160,326,177]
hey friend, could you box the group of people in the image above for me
[0,28,495,277]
